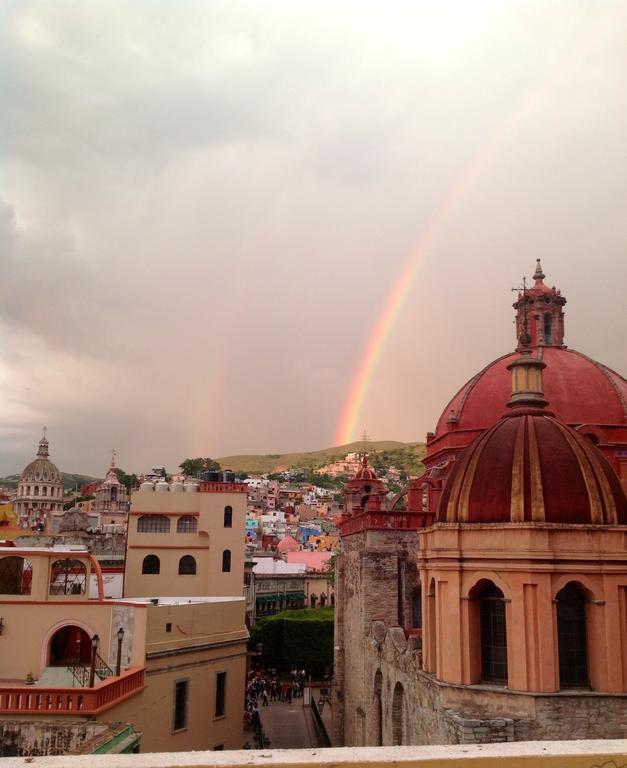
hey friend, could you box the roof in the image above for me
[286,551,333,572]
[276,534,299,553]
[434,346,627,443]
[438,411,627,525]
[252,558,306,575]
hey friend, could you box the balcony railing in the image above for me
[0,667,145,716]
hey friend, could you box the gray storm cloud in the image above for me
[1,0,625,476]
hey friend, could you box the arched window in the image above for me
[42,486,47,496]
[142,555,160,574]
[373,669,383,746]
[178,555,197,575]
[34,486,39,497]
[137,515,170,533]
[544,313,552,344]
[556,583,589,688]
[223,505,233,528]
[427,578,437,674]
[222,549,231,572]
[391,682,407,745]
[411,587,422,629]
[477,582,508,684]
[176,515,198,533]
[0,556,33,595]
[49,559,87,595]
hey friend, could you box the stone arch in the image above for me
[552,574,600,604]
[372,669,383,746]
[41,618,96,672]
[463,572,512,601]
[391,681,407,745]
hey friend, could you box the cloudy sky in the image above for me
[1,0,626,477]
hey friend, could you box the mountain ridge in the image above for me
[216,440,426,475]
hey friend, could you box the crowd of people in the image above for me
[244,667,308,733]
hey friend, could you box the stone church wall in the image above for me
[357,621,627,745]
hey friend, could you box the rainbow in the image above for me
[333,21,605,447]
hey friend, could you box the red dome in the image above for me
[277,535,299,553]
[354,455,377,481]
[438,410,627,526]
[435,347,627,441]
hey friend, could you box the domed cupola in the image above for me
[343,455,387,515]
[437,348,627,526]
[15,429,64,530]
[20,430,62,485]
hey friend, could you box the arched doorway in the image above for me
[49,625,91,665]
[556,583,589,688]
[391,682,406,745]
[373,669,383,746]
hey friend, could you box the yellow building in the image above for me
[124,479,246,599]
[0,546,247,754]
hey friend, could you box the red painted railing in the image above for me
[198,481,247,493]
[0,667,145,716]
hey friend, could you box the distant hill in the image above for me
[0,472,102,491]
[217,440,426,476]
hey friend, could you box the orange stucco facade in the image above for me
[419,524,627,694]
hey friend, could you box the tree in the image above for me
[113,468,140,492]
[179,457,221,477]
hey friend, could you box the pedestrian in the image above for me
[262,687,269,706]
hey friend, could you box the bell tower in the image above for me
[513,260,567,350]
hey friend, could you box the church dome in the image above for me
[277,535,299,553]
[432,262,626,448]
[20,434,61,484]
[354,455,377,481]
[435,347,627,441]
[438,354,627,526]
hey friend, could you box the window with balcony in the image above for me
[137,515,170,533]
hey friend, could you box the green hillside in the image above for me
[217,440,426,476]
[0,472,101,491]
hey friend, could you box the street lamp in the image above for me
[89,634,100,688]
[115,627,125,676]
